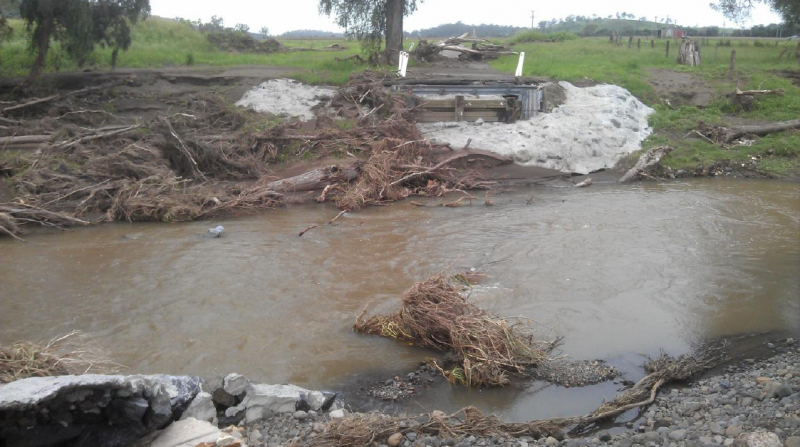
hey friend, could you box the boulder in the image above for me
[222,374,250,397]
[180,392,218,426]
[736,431,782,447]
[149,418,221,447]
[0,374,201,447]
[239,383,320,423]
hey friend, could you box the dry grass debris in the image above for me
[0,332,122,384]
[354,273,556,387]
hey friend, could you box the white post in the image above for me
[398,51,409,77]
[515,52,525,77]
[408,43,415,51]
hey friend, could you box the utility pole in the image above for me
[531,11,535,29]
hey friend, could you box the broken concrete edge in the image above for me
[0,373,342,447]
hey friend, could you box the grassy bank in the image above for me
[491,37,799,177]
[0,17,365,85]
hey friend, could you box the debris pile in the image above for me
[413,33,517,62]
[354,272,557,387]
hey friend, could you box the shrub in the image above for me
[509,30,578,44]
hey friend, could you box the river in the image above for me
[1,178,797,421]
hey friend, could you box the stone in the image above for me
[598,431,612,442]
[711,423,725,435]
[293,410,309,420]
[756,377,772,385]
[145,385,175,430]
[329,409,345,418]
[180,392,218,426]
[737,431,782,447]
[389,433,404,447]
[785,436,800,447]
[223,374,250,397]
[239,383,318,422]
[150,418,221,447]
[769,383,793,400]
[216,434,241,446]
[313,422,325,433]
[725,426,743,438]
[249,429,262,443]
[545,436,558,446]
[212,387,237,408]
[668,430,687,441]
[407,432,418,441]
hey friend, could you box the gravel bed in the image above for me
[241,343,798,447]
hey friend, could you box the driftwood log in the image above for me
[719,119,799,144]
[678,40,701,66]
[619,146,673,183]
[265,164,360,193]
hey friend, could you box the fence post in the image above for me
[727,50,736,79]
[666,40,670,58]
[651,39,655,48]
[628,36,633,48]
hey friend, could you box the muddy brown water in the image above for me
[1,178,797,421]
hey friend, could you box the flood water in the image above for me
[1,178,797,420]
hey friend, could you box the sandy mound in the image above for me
[418,82,655,174]
[235,79,334,121]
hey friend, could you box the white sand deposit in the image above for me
[417,82,655,174]
[235,79,334,121]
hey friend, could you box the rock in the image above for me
[249,429,262,443]
[389,433,404,447]
[669,430,687,441]
[109,397,149,425]
[756,377,772,385]
[769,383,793,400]
[212,387,238,408]
[313,422,325,433]
[223,374,250,397]
[407,432,418,441]
[767,343,775,349]
[785,437,800,447]
[239,383,314,422]
[293,410,308,420]
[546,436,558,446]
[598,431,612,442]
[150,418,221,447]
[145,385,175,430]
[737,431,782,447]
[711,423,725,435]
[329,409,345,418]
[725,426,743,438]
[180,392,218,426]
[216,434,241,446]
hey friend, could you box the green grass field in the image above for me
[0,17,365,85]
[1,17,796,177]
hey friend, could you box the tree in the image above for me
[582,23,597,36]
[1,0,20,18]
[710,0,798,26]
[20,0,149,79]
[259,26,269,39]
[234,23,249,33]
[319,0,418,65]
[538,20,548,29]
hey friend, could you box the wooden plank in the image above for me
[418,111,503,118]
[416,115,501,123]
[455,95,465,122]
[419,99,507,109]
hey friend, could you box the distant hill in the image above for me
[406,22,527,38]
[280,29,344,38]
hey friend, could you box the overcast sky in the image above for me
[150,0,784,35]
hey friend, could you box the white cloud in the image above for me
[150,0,784,36]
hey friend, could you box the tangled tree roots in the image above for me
[0,332,121,384]
[354,273,557,387]
[304,349,725,447]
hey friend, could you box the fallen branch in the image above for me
[265,164,360,193]
[619,146,673,183]
[574,177,592,188]
[721,119,799,143]
[53,124,142,150]
[735,88,785,97]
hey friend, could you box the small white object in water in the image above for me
[208,225,224,237]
